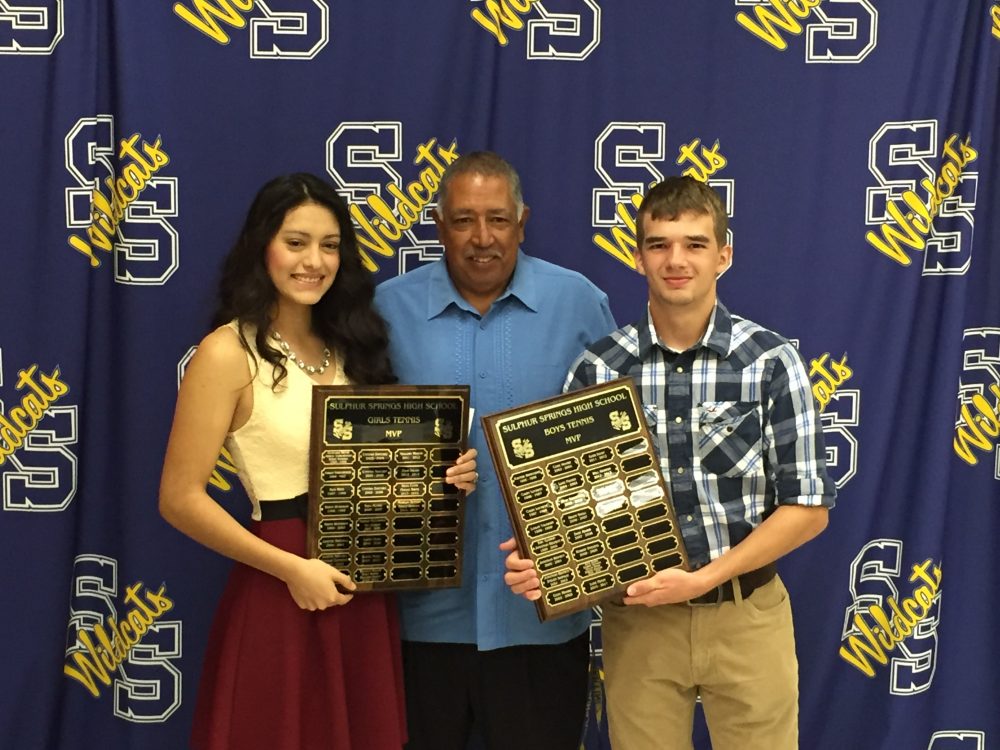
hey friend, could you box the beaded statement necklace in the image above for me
[270,331,331,375]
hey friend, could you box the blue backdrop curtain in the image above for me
[2,2,998,748]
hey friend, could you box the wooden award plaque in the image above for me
[308,385,470,591]
[482,377,689,621]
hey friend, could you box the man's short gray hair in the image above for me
[436,151,525,219]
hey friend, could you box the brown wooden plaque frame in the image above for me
[482,377,689,621]
[308,384,470,591]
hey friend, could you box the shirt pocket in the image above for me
[695,400,763,477]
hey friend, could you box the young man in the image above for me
[504,176,836,750]
[375,152,617,750]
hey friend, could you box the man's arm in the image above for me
[625,342,836,606]
[621,505,827,605]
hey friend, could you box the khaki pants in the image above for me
[601,575,798,750]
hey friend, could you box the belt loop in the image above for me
[733,574,745,606]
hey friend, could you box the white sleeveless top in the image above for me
[223,322,348,520]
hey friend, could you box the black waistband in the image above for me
[687,562,777,605]
[259,493,308,521]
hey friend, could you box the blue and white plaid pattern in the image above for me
[565,302,836,568]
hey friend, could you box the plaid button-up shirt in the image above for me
[565,302,836,569]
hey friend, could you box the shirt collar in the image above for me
[637,301,734,358]
[425,249,538,319]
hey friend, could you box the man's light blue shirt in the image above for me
[375,250,617,650]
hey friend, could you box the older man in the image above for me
[375,151,616,750]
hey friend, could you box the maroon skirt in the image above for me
[190,516,407,750]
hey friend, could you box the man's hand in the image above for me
[446,448,479,492]
[623,568,713,607]
[500,537,541,601]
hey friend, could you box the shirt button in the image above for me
[686,515,694,522]
[726,426,734,433]
[479,371,487,379]
[676,467,685,475]
[676,366,684,373]
[674,416,682,424]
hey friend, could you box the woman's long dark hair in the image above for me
[211,173,396,387]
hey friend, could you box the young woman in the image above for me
[159,174,477,749]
